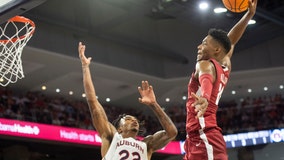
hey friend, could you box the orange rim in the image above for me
[0,16,35,44]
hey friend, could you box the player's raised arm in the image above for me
[78,42,116,138]
[227,0,258,58]
[138,81,177,154]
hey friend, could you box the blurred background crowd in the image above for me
[0,87,283,141]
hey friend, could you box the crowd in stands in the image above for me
[218,94,284,135]
[0,87,283,141]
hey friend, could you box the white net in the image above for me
[0,16,35,86]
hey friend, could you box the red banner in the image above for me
[0,118,182,154]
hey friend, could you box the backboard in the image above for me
[0,0,47,24]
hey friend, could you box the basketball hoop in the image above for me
[0,16,35,86]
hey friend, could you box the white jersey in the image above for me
[102,132,148,160]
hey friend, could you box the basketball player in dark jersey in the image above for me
[183,0,258,159]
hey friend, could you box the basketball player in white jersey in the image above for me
[78,42,177,160]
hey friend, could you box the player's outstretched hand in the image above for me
[191,93,208,118]
[248,0,257,15]
[138,81,157,106]
[78,42,92,67]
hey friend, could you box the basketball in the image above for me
[222,0,249,13]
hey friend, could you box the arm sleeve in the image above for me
[199,73,214,100]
